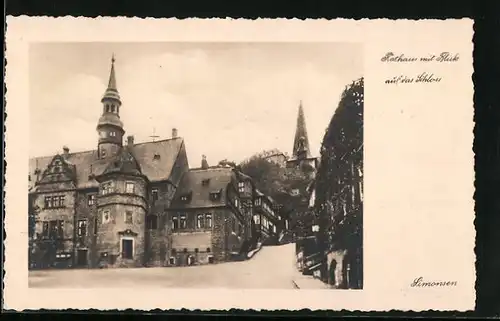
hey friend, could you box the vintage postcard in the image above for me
[4,17,474,311]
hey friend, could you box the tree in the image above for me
[239,154,314,238]
[313,77,364,288]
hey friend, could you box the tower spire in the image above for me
[97,55,124,159]
[102,54,120,102]
[292,100,311,159]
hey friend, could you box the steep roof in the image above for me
[29,137,185,190]
[101,147,142,177]
[170,167,236,209]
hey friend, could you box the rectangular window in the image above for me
[172,215,179,230]
[57,220,64,239]
[48,220,57,238]
[94,216,98,235]
[147,215,158,230]
[87,194,96,206]
[205,213,212,228]
[101,182,113,195]
[152,188,159,202]
[180,214,187,229]
[44,196,51,208]
[102,210,111,224]
[77,220,87,237]
[253,215,260,225]
[57,195,65,207]
[197,214,205,229]
[125,211,133,224]
[126,182,135,194]
[238,182,245,193]
[121,239,133,259]
[42,221,49,238]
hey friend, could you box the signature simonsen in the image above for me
[411,277,458,287]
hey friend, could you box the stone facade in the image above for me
[28,56,264,270]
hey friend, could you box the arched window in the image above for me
[111,104,115,113]
[105,104,110,113]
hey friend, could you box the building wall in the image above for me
[166,208,239,265]
[146,181,177,267]
[74,189,98,267]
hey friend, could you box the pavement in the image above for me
[29,243,329,289]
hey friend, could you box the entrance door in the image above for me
[122,239,134,259]
[76,249,88,267]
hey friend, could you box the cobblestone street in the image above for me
[29,243,325,289]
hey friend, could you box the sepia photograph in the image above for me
[27,42,364,289]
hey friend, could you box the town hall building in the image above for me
[28,56,257,269]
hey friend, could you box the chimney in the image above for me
[201,155,209,169]
[127,135,134,147]
[63,146,69,156]
[172,128,178,138]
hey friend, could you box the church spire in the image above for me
[101,54,121,103]
[292,101,311,159]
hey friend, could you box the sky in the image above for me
[29,42,362,166]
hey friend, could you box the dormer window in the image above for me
[180,192,192,202]
[202,179,210,186]
[101,149,107,158]
[153,153,161,160]
[110,131,116,137]
[210,191,221,201]
[238,181,245,193]
[254,198,262,206]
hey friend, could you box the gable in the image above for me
[35,155,77,191]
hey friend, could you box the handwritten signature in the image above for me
[410,277,458,287]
